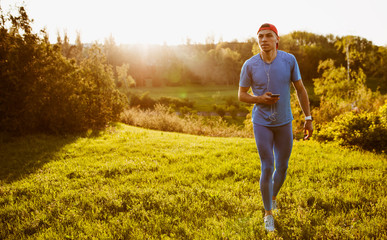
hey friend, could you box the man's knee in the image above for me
[261,166,274,181]
[275,166,288,177]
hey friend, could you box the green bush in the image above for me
[73,46,128,131]
[0,7,127,134]
[128,92,156,109]
[380,101,387,124]
[213,105,226,117]
[128,93,194,111]
[179,106,196,116]
[158,96,194,109]
[316,104,387,153]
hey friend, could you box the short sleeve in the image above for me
[239,61,252,87]
[290,54,302,82]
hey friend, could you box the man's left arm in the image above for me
[293,79,313,140]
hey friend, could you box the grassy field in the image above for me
[0,123,386,239]
[128,85,241,112]
[127,83,319,113]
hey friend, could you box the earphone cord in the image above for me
[264,62,277,122]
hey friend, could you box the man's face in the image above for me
[258,29,278,52]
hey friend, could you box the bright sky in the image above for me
[1,0,387,46]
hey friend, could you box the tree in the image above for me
[206,43,242,85]
[312,59,374,124]
[279,31,338,83]
[104,34,122,67]
[0,6,40,132]
[74,31,84,63]
[0,6,127,134]
[116,63,136,89]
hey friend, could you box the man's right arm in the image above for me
[238,86,278,105]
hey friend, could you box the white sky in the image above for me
[1,0,387,46]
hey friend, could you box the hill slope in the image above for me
[0,124,386,239]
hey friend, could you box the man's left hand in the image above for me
[304,120,313,140]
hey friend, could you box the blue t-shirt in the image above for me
[239,50,301,127]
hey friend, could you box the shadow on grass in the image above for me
[0,130,102,184]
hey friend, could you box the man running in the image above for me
[238,23,313,232]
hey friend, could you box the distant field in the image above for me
[128,85,243,112]
[0,124,385,239]
[127,83,319,112]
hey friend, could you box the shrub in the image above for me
[179,106,196,116]
[213,105,226,117]
[158,96,194,109]
[311,98,354,126]
[312,59,381,125]
[316,105,387,153]
[0,8,127,134]
[128,92,156,109]
[224,96,240,108]
[128,94,194,111]
[74,46,128,131]
[227,105,238,119]
[120,104,252,138]
[380,100,387,124]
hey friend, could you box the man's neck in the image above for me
[260,50,277,64]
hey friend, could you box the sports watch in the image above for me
[305,116,313,121]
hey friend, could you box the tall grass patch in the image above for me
[120,104,252,138]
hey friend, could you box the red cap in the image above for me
[257,23,279,49]
[257,23,278,36]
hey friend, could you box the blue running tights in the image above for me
[253,122,293,211]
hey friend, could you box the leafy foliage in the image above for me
[115,63,136,89]
[316,103,387,153]
[311,55,386,151]
[312,59,375,123]
[128,92,194,111]
[0,7,127,134]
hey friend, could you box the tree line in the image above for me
[100,30,387,93]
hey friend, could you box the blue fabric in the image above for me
[253,122,293,211]
[239,50,301,127]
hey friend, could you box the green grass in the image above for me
[0,124,386,239]
[127,83,321,113]
[128,85,241,112]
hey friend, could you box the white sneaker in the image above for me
[264,215,275,232]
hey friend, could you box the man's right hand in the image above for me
[261,92,280,105]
